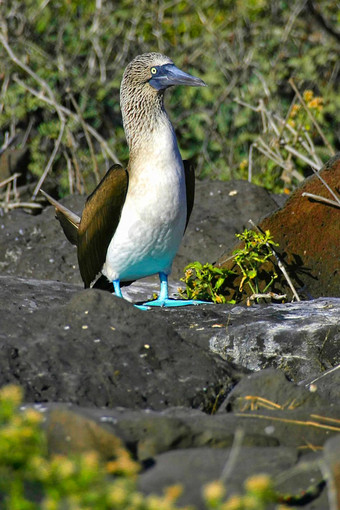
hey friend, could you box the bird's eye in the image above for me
[150,67,157,75]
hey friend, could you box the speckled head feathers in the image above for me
[120,53,173,148]
[121,53,174,88]
[120,53,204,149]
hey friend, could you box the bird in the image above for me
[41,53,207,309]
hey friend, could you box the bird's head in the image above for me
[121,53,206,94]
[120,53,206,148]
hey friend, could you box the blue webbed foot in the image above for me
[142,272,211,308]
[143,297,210,307]
[113,275,211,311]
[134,303,151,311]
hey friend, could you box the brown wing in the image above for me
[40,189,80,245]
[77,164,128,288]
[183,159,195,232]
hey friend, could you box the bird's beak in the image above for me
[149,64,207,91]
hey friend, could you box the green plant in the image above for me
[179,261,235,304]
[233,229,278,299]
[180,229,279,304]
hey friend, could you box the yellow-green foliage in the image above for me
[180,229,279,304]
[0,1,338,194]
[0,385,186,509]
[180,262,235,304]
[233,229,278,298]
[204,476,282,510]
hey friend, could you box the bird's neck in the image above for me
[121,88,173,153]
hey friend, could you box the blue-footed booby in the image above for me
[41,53,206,308]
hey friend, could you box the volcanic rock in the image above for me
[216,153,340,300]
[0,170,339,509]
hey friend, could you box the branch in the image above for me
[0,33,65,124]
[13,76,121,164]
[68,91,101,184]
[249,292,287,301]
[302,192,340,209]
[31,120,66,200]
[249,219,301,302]
[280,143,322,170]
[0,173,21,189]
[0,33,121,165]
[0,201,43,210]
[309,166,340,205]
[0,133,18,155]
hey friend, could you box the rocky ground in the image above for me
[0,156,339,508]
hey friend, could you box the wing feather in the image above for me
[77,164,128,287]
[40,189,80,245]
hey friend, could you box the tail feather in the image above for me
[40,189,80,246]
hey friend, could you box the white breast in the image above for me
[102,122,187,282]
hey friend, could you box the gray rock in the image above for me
[27,394,337,508]
[322,435,340,509]
[0,179,280,284]
[155,298,340,381]
[0,196,83,284]
[218,368,324,413]
[0,175,337,509]
[0,281,238,411]
[0,274,81,313]
[38,393,339,461]
[0,273,337,508]
[137,446,298,509]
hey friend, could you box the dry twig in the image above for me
[0,173,21,189]
[235,412,340,433]
[309,166,340,205]
[302,192,340,209]
[0,32,121,198]
[248,219,301,302]
[0,202,42,210]
[249,292,287,301]
[13,75,120,164]
[67,91,101,184]
[234,86,332,187]
[31,120,66,200]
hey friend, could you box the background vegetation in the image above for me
[0,384,292,509]
[0,0,339,198]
